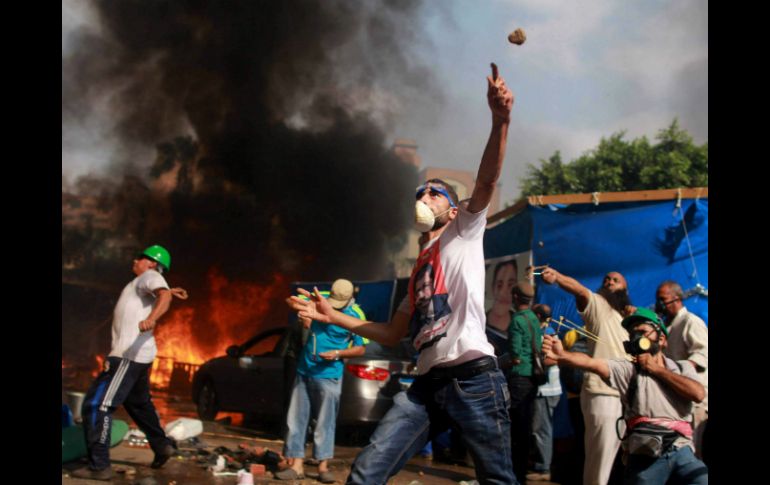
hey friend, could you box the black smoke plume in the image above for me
[62,0,445,283]
[62,0,441,367]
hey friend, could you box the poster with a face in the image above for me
[409,242,451,352]
[484,251,532,331]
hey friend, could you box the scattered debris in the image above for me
[212,471,239,477]
[125,428,150,448]
[178,436,206,449]
[209,455,226,473]
[164,418,203,441]
[236,469,254,485]
[125,428,146,439]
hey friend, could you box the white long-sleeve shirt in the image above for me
[664,307,708,409]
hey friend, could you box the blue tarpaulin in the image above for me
[485,199,708,327]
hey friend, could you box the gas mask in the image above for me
[623,331,661,356]
[414,201,452,233]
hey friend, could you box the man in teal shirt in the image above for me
[507,282,543,482]
[277,279,366,483]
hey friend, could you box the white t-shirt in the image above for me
[397,204,495,375]
[109,269,170,364]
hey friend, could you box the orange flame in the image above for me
[150,269,287,390]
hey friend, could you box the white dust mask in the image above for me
[414,201,451,233]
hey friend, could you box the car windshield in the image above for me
[363,338,414,360]
[238,328,287,357]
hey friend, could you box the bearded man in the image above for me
[540,268,632,485]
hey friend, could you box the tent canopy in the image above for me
[484,194,708,330]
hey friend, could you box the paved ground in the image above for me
[61,391,560,485]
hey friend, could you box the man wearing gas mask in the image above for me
[542,308,708,485]
[288,63,517,485]
[655,281,708,460]
[540,268,631,485]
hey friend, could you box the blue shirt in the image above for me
[297,305,365,379]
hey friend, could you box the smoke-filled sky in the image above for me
[63,0,707,207]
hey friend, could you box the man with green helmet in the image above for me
[141,244,171,273]
[541,309,708,485]
[73,244,178,481]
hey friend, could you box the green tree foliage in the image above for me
[520,120,707,197]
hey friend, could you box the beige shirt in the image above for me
[664,307,708,409]
[579,292,629,396]
[607,357,698,449]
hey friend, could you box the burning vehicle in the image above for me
[191,325,417,427]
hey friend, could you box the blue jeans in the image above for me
[531,394,561,472]
[625,445,708,485]
[346,368,517,485]
[283,374,342,460]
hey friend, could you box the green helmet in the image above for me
[141,245,171,272]
[621,307,668,337]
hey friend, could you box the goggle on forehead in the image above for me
[415,184,457,208]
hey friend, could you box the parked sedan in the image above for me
[191,326,417,427]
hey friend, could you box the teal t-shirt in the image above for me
[297,305,365,379]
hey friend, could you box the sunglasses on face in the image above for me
[415,184,457,208]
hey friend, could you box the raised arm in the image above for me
[287,288,409,347]
[542,334,609,379]
[541,267,592,312]
[467,63,514,214]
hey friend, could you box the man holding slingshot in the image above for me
[541,309,707,485]
[540,268,632,485]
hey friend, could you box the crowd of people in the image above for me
[70,64,708,485]
[286,64,709,484]
[485,265,709,485]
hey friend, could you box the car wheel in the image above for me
[197,380,219,421]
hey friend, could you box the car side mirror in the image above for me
[226,345,241,358]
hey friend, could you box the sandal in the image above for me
[318,470,336,483]
[275,468,305,480]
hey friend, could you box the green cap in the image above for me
[141,245,171,272]
[621,307,668,336]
